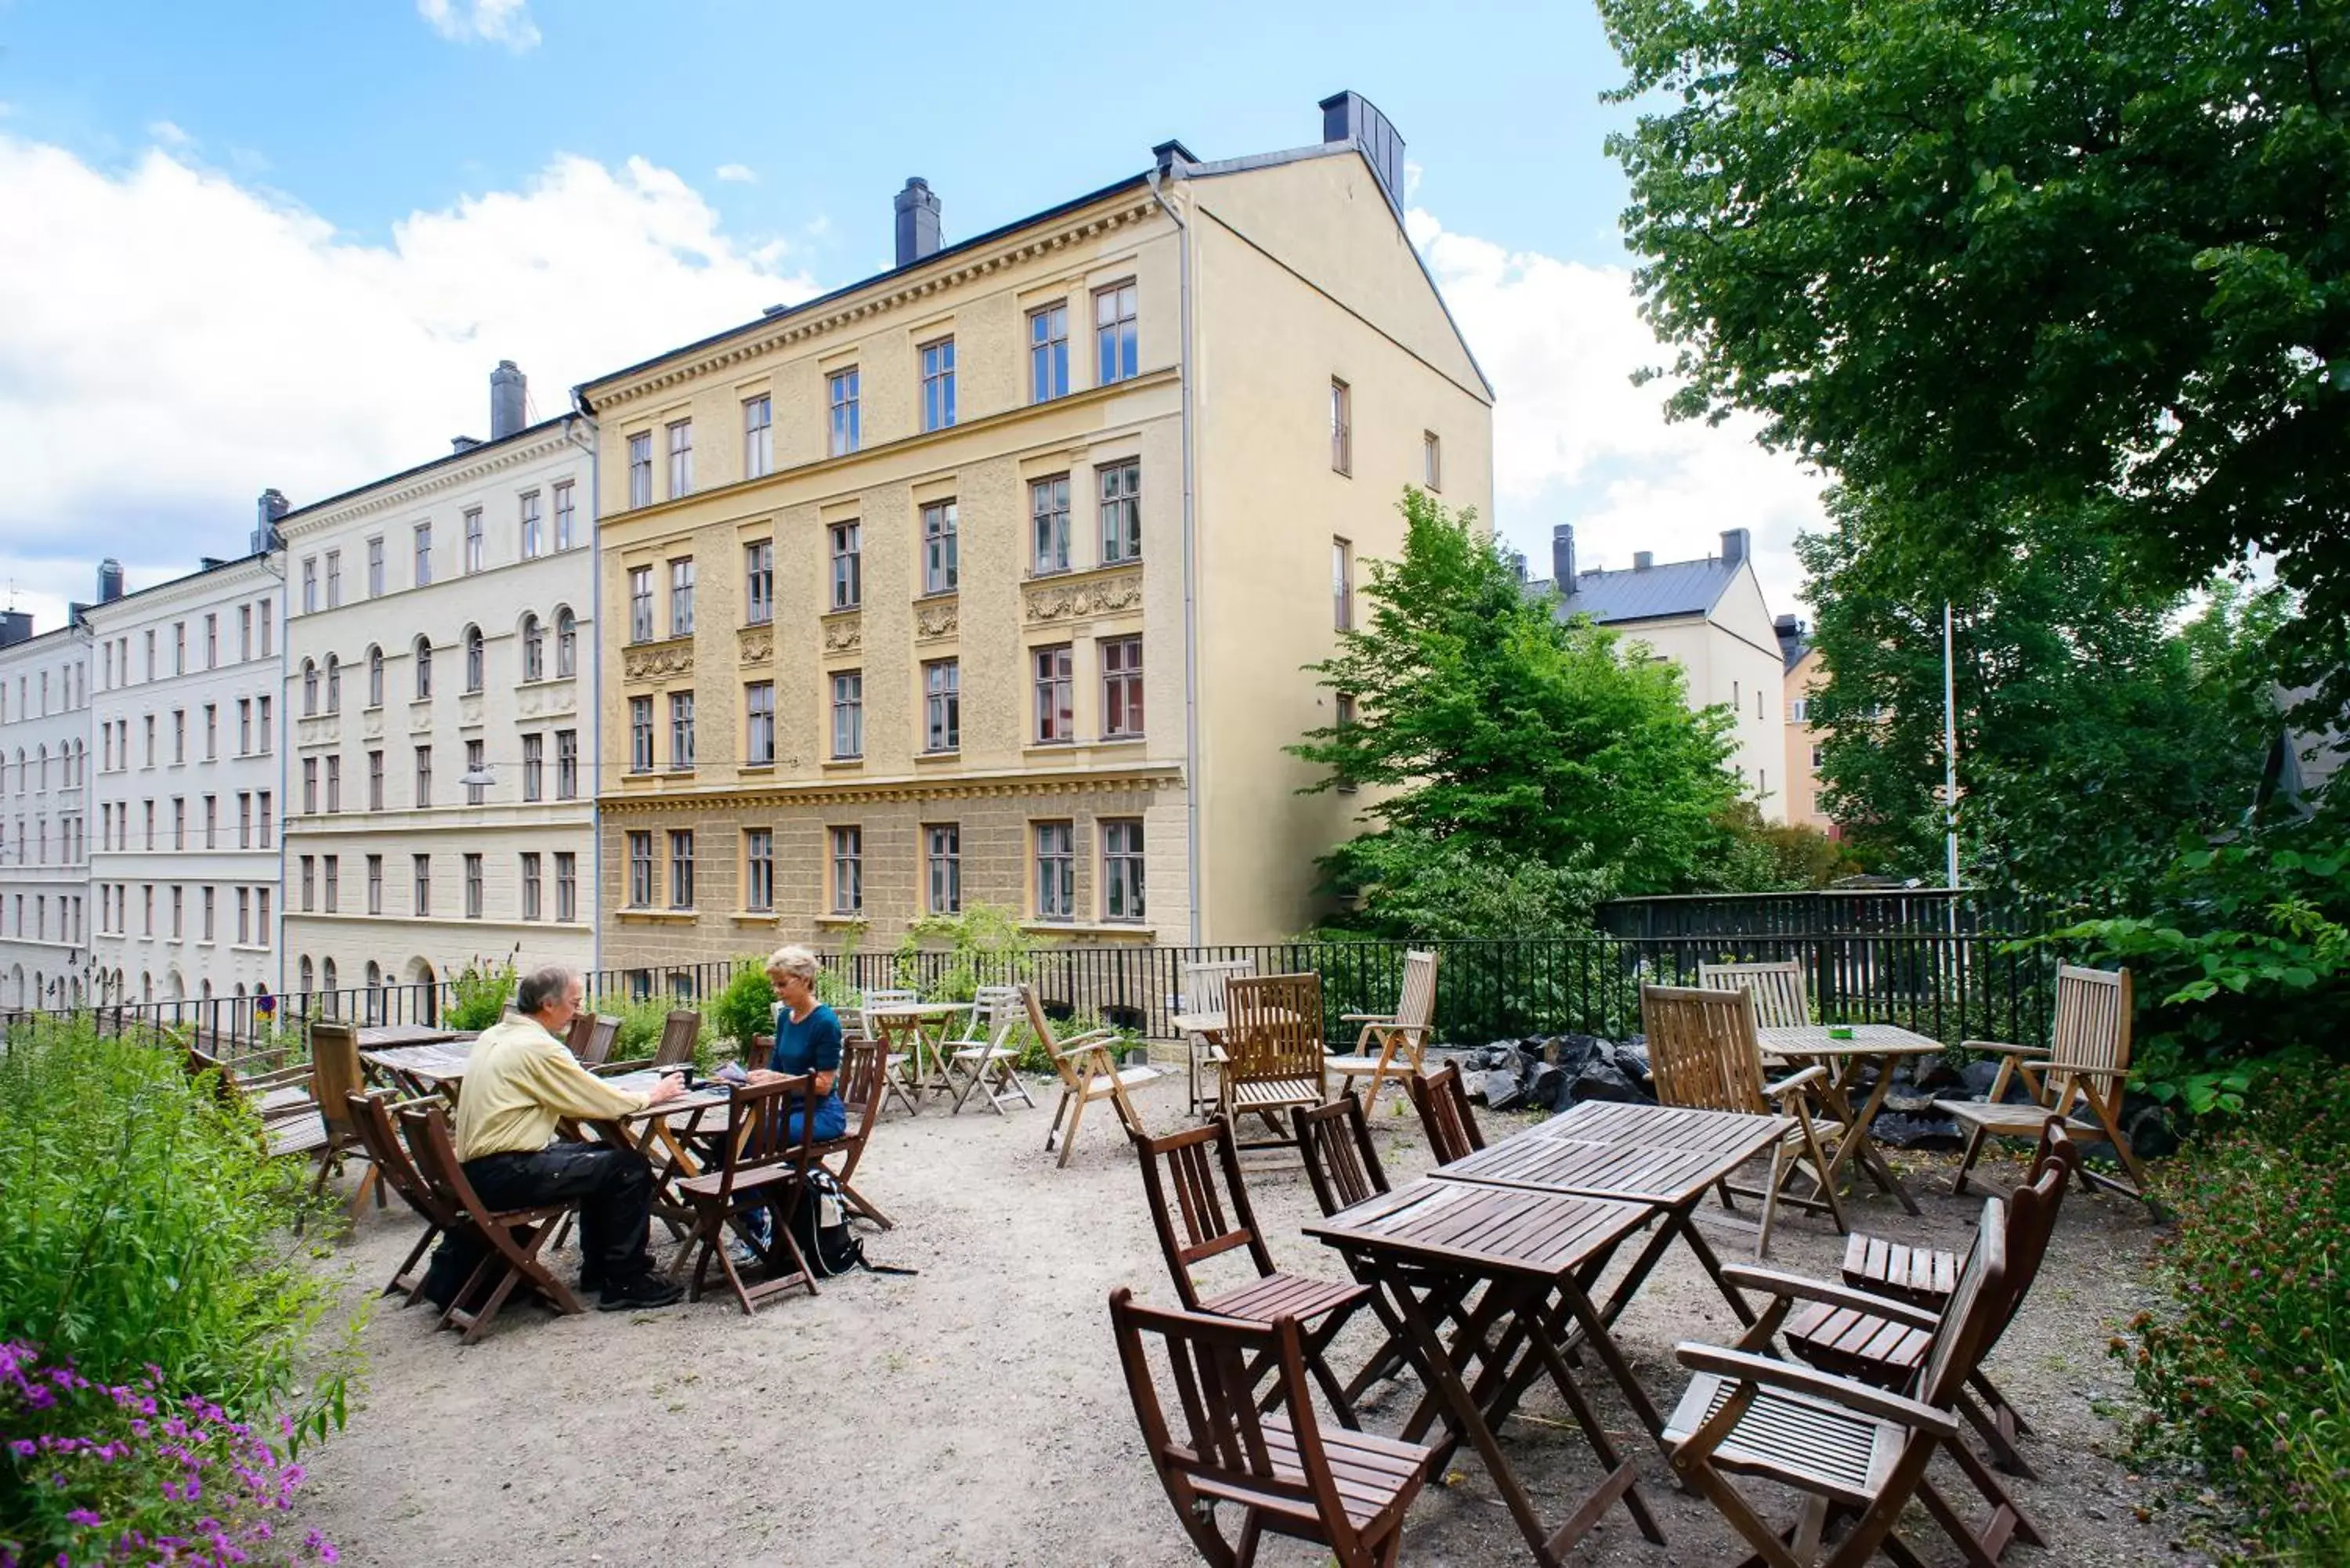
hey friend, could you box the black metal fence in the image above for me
[1596,887,2041,940]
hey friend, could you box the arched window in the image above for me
[555,608,577,677]
[302,659,319,715]
[464,627,484,693]
[321,956,339,1017]
[298,955,313,994]
[364,960,385,1025]
[521,616,544,682]
[367,646,384,708]
[325,654,342,714]
[34,745,46,791]
[414,638,433,699]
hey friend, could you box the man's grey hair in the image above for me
[515,964,581,1017]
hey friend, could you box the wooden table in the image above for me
[1437,1104,1792,1334]
[1755,1023,1943,1214]
[360,1037,479,1097]
[355,1023,466,1051]
[866,1000,971,1111]
[586,1070,736,1236]
[1305,1180,1666,1566]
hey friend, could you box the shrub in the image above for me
[442,953,519,1033]
[703,961,776,1051]
[892,904,1033,1001]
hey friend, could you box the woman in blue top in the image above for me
[747,944,848,1143]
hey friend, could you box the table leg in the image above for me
[1553,1276,1666,1440]
[1820,1054,1920,1215]
[1593,1202,1757,1330]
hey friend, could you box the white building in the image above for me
[278,363,597,1019]
[0,602,94,1011]
[87,539,287,1017]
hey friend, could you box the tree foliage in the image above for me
[1601,0,2350,703]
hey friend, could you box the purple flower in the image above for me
[65,1508,102,1527]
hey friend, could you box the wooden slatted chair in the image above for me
[572,1012,622,1068]
[306,1021,381,1216]
[1023,984,1159,1167]
[1180,956,1257,1118]
[1935,964,2153,1212]
[1109,1286,1437,1568]
[674,1073,822,1314]
[1220,972,1326,1154]
[601,1009,700,1076]
[1664,1197,2034,1568]
[1325,948,1440,1119]
[186,1044,334,1165]
[563,1010,597,1060]
[396,1104,584,1345]
[345,1091,458,1304]
[811,1038,894,1230]
[1130,1120,1375,1427]
[1643,983,1846,1256]
[1699,959,1813,1029]
[947,985,1032,1115]
[1404,1060,1486,1166]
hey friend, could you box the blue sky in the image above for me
[0,0,1828,633]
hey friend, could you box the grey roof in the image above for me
[1533,557,1742,627]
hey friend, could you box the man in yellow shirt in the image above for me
[446,963,686,1311]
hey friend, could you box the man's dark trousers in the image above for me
[462,1141,656,1288]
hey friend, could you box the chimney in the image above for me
[1319,90,1407,212]
[894,178,942,268]
[490,360,527,441]
[199,557,226,571]
[1720,527,1749,565]
[1152,139,1196,175]
[98,559,125,603]
[1551,523,1576,587]
[252,488,289,555]
[451,435,483,454]
[1634,551,1655,571]
[0,610,31,649]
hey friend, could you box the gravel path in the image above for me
[292,1075,2204,1566]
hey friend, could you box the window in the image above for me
[1423,431,1442,491]
[1102,637,1144,737]
[627,565,654,642]
[414,522,432,587]
[743,829,774,912]
[237,701,251,756]
[367,749,384,811]
[412,854,431,917]
[414,638,433,698]
[300,856,316,912]
[744,540,774,625]
[555,729,578,798]
[258,790,273,847]
[202,887,215,942]
[1033,645,1074,742]
[324,656,340,714]
[1811,744,1827,769]
[299,956,313,994]
[669,558,696,637]
[1030,475,1071,574]
[464,854,483,919]
[627,831,654,905]
[520,853,542,921]
[204,704,219,758]
[668,829,695,908]
[913,822,958,914]
[513,490,542,558]
[829,523,861,610]
[1332,537,1354,630]
[921,500,959,594]
[322,855,338,912]
[669,692,696,769]
[522,732,544,800]
[301,558,317,613]
[1335,693,1360,793]
[302,660,319,716]
[630,696,654,771]
[555,609,577,677]
[743,396,772,479]
[1029,301,1069,402]
[553,481,576,550]
[827,369,860,456]
[464,626,484,693]
[1095,281,1138,385]
[1330,379,1351,475]
[920,337,956,431]
[302,757,317,814]
[830,671,863,759]
[324,757,340,813]
[1732,679,1741,710]
[367,646,384,706]
[830,826,862,914]
[924,659,960,752]
[1788,697,1810,724]
[555,852,577,922]
[239,605,253,661]
[414,744,432,807]
[464,508,484,573]
[627,432,653,508]
[522,614,544,681]
[171,886,183,938]
[667,419,693,498]
[745,682,776,765]
[323,553,341,610]
[1103,819,1145,921]
[237,793,251,848]
[1035,822,1074,920]
[1100,461,1141,564]
[461,737,485,804]
[204,612,220,666]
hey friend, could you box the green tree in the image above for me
[1292,490,1743,916]
[1600,0,2350,704]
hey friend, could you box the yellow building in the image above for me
[579,94,1493,960]
[1778,617,1838,834]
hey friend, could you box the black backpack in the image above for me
[786,1169,915,1278]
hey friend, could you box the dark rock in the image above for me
[1525,1061,1569,1114]
[2122,1100,2182,1162]
[1516,1038,1549,1060]
[1958,1060,2004,1100]
[1613,1041,1652,1086]
[1546,1035,1603,1078]
[1869,1112,1963,1151]
[1571,1055,1647,1105]
[1476,1068,1524,1111]
[1907,1056,1964,1093]
[1880,1091,1938,1118]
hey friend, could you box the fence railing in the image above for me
[1596,887,2041,940]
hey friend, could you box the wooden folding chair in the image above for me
[1699,959,1812,1029]
[1325,949,1439,1120]
[1219,973,1325,1154]
[396,1104,584,1345]
[345,1091,458,1304]
[811,1039,893,1230]
[1130,1120,1376,1427]
[571,1012,621,1068]
[1109,1286,1437,1568]
[1023,984,1159,1167]
[1935,964,2153,1212]
[1643,983,1847,1255]
[1180,956,1256,1118]
[185,1044,334,1165]
[674,1074,822,1315]
[947,985,1032,1115]
[306,1021,381,1216]
[1404,1060,1486,1166]
[601,1009,700,1075]
[1665,1198,2041,1567]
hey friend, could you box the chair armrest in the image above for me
[1339,1012,1398,1024]
[1716,1266,1943,1331]
[1053,1031,1119,1064]
[1959,1039,2041,1056]
[1763,1064,1827,1100]
[2048,1062,2131,1081]
[595,1057,655,1076]
[1673,1343,1959,1436]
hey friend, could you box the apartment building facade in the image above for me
[278,364,597,1017]
[1777,615,1837,834]
[581,92,1493,960]
[0,608,94,1011]
[86,544,286,1009]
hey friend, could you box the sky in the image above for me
[0,0,1829,637]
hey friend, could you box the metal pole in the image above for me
[1943,602,1960,891]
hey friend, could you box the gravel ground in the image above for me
[292,1074,2205,1566]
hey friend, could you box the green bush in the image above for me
[705,960,776,1050]
[893,903,1034,1000]
[2120,1075,2350,1562]
[443,952,519,1033]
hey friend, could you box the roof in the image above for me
[1533,556,1744,627]
[81,550,272,623]
[275,414,580,527]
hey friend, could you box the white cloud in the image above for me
[0,133,817,630]
[147,120,190,147]
[1410,209,1831,623]
[714,164,757,185]
[416,0,540,51]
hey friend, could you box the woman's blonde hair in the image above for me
[765,944,822,988]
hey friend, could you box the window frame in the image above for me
[830,670,864,760]
[743,395,773,479]
[829,826,862,915]
[744,681,776,766]
[827,368,861,457]
[829,522,862,610]
[1101,636,1144,739]
[925,823,961,915]
[1099,460,1142,565]
[743,828,775,912]
[1029,300,1070,403]
[923,659,960,753]
[744,540,775,626]
[1030,475,1072,576]
[1032,644,1075,744]
[1330,379,1352,475]
[1094,280,1138,385]
[1102,818,1146,922]
[920,500,959,595]
[667,418,694,499]
[919,336,957,432]
[1035,821,1075,921]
